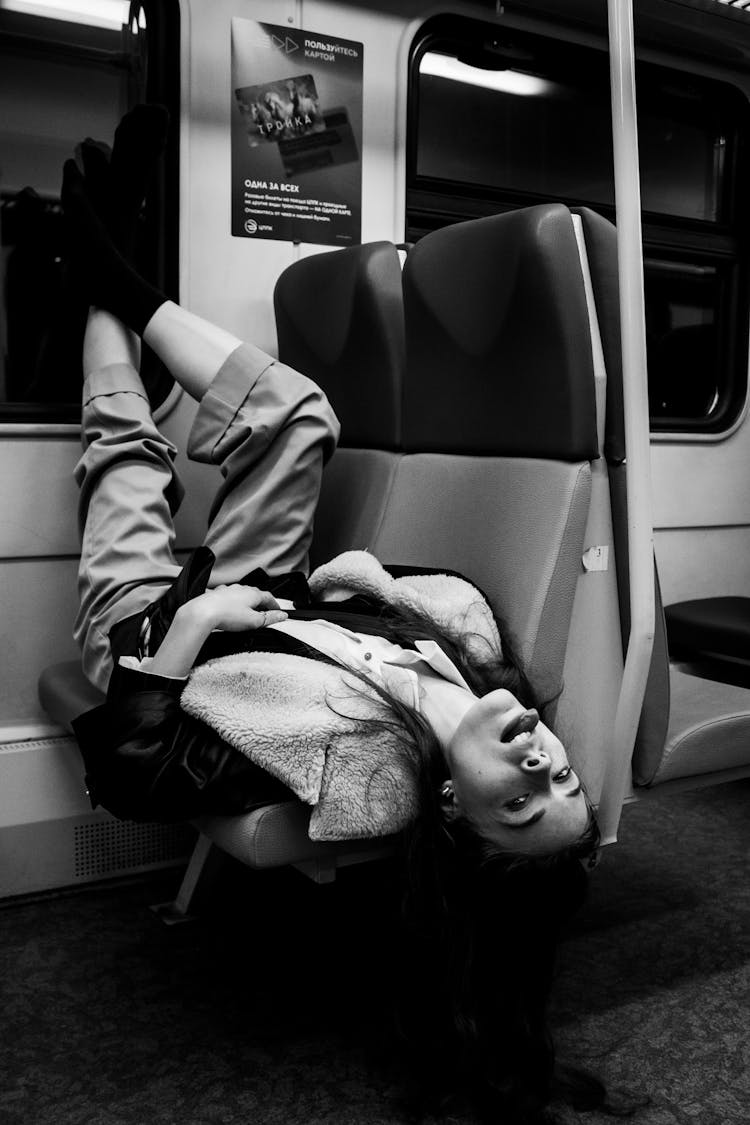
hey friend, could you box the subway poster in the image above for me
[231,19,363,246]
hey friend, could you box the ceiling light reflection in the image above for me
[0,0,130,31]
[420,52,554,97]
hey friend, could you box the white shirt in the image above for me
[120,613,478,744]
[267,617,474,709]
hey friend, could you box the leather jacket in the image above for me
[73,547,443,823]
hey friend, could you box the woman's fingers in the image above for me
[202,585,287,631]
[213,584,281,609]
[249,588,283,611]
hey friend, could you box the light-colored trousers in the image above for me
[74,342,340,692]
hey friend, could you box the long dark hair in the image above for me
[331,596,607,1123]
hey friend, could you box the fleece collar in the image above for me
[308,550,502,663]
[181,650,415,841]
[181,552,502,841]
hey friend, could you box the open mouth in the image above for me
[501,708,540,742]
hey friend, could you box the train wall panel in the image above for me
[0,814,193,899]
[0,558,81,726]
[651,428,750,530]
[181,0,298,346]
[0,395,216,559]
[0,737,194,899]
[0,437,81,557]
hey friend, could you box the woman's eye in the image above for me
[505,793,530,811]
[553,765,573,783]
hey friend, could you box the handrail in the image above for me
[597,0,656,844]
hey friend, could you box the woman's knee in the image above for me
[300,381,340,462]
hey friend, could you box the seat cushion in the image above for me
[309,448,400,569]
[664,597,750,663]
[370,454,591,698]
[196,802,396,869]
[645,667,750,785]
[38,659,394,868]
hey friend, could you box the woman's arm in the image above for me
[73,674,292,822]
[147,584,289,677]
[73,583,291,822]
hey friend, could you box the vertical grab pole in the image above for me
[597,0,656,844]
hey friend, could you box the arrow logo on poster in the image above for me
[271,34,299,53]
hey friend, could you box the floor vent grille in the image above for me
[73,819,194,879]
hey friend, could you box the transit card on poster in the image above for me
[231,19,363,246]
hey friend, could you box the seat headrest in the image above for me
[274,242,404,449]
[402,204,598,460]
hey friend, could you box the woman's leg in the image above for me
[74,308,183,691]
[75,302,340,689]
[68,106,339,684]
[142,301,241,401]
[143,301,340,585]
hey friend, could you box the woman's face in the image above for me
[444,689,589,856]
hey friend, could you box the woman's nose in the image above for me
[520,750,550,774]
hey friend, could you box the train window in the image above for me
[415,54,616,210]
[407,16,750,434]
[0,0,179,423]
[645,260,724,420]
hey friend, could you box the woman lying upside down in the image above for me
[62,107,615,1125]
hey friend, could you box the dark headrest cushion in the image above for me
[665,596,750,662]
[274,242,403,449]
[402,204,598,460]
[573,207,624,464]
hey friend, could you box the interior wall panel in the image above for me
[651,429,750,530]
[0,557,81,726]
[0,393,216,559]
[182,0,299,350]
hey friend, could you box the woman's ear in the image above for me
[439,779,459,821]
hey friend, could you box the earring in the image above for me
[440,781,454,801]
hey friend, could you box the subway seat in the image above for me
[664,597,750,679]
[179,207,598,872]
[40,209,599,880]
[652,323,749,684]
[195,240,409,874]
[576,207,750,790]
[275,240,405,569]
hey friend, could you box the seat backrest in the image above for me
[274,241,404,449]
[381,205,598,708]
[274,242,405,568]
[280,207,598,715]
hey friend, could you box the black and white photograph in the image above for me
[0,2,749,1125]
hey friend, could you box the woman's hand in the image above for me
[145,586,288,678]
[190,585,289,632]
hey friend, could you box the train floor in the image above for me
[1,779,749,1125]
